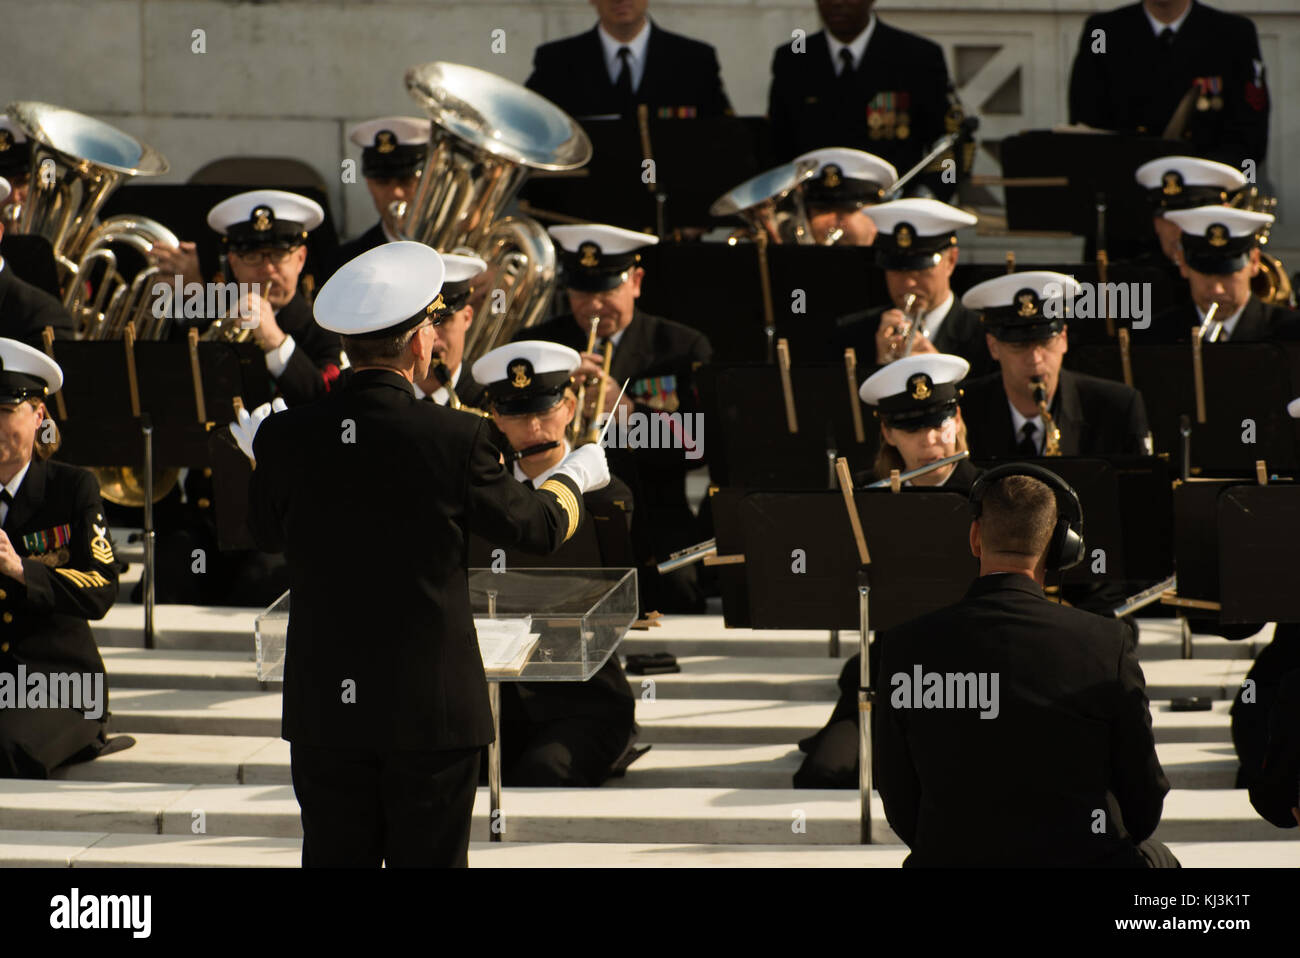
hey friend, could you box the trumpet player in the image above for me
[834,198,991,375]
[959,272,1152,458]
[410,253,490,408]
[320,116,431,282]
[206,190,345,406]
[1147,205,1299,344]
[794,147,897,247]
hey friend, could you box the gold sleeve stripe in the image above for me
[538,478,581,543]
[54,568,110,589]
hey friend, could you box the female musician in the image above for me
[0,339,130,777]
[795,354,977,787]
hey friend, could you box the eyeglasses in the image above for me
[232,247,299,266]
[1000,332,1063,354]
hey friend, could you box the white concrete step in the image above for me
[105,689,1236,743]
[53,734,1240,790]
[0,781,1281,845]
[4,829,1292,868]
[101,647,265,692]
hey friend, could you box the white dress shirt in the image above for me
[514,439,572,486]
[919,292,956,342]
[1008,398,1046,455]
[827,13,877,75]
[599,20,651,91]
[413,362,462,404]
[1145,1,1193,36]
[1197,301,1246,341]
[0,459,33,527]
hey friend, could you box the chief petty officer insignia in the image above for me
[631,374,679,412]
[90,520,115,566]
[23,524,72,568]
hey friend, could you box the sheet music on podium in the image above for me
[475,617,539,677]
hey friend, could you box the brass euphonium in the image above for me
[7,101,178,505]
[1229,186,1294,307]
[401,62,591,366]
[1031,377,1061,456]
[710,158,820,245]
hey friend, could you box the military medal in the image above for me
[1208,76,1222,111]
[1194,77,1209,111]
[895,93,911,140]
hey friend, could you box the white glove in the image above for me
[551,443,610,494]
[228,398,287,463]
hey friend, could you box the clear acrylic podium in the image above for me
[255,568,638,841]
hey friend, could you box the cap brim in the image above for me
[1184,252,1249,275]
[881,405,958,431]
[492,389,567,416]
[877,251,944,270]
[987,319,1067,342]
[565,271,628,293]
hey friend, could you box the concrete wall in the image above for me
[4,0,1297,246]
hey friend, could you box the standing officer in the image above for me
[795,147,897,246]
[239,242,609,867]
[205,190,346,406]
[471,340,641,786]
[1068,0,1269,167]
[525,1,731,119]
[875,465,1178,866]
[833,198,990,376]
[958,272,1152,457]
[0,178,76,347]
[0,338,131,778]
[321,116,431,282]
[1148,205,1295,342]
[767,1,959,198]
[518,223,712,613]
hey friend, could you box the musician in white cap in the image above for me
[796,353,980,789]
[471,340,642,787]
[520,222,712,613]
[794,147,897,246]
[959,271,1152,458]
[321,116,432,282]
[0,177,77,348]
[411,252,490,408]
[834,198,992,376]
[1134,155,1246,268]
[237,242,609,867]
[206,189,345,406]
[1147,205,1298,343]
[0,117,30,215]
[0,338,133,778]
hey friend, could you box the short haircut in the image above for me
[341,327,419,366]
[979,474,1058,560]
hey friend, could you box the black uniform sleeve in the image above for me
[274,326,344,407]
[1248,669,1300,829]
[766,46,797,164]
[874,632,921,845]
[524,45,559,102]
[1068,15,1111,128]
[11,470,118,621]
[464,418,585,554]
[700,46,733,117]
[1108,638,1169,842]
[247,418,290,555]
[1216,20,1268,166]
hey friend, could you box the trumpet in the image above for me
[433,361,491,418]
[1197,300,1223,343]
[899,292,924,357]
[1031,377,1061,456]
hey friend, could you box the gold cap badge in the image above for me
[509,360,532,389]
[252,206,273,232]
[1207,224,1229,247]
[908,374,932,401]
[578,242,600,268]
[1162,171,1183,196]
[1016,291,1039,318]
[376,130,396,154]
[896,224,914,248]
[823,164,842,188]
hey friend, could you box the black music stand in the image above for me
[1070,343,1300,474]
[1218,486,1300,623]
[49,339,272,646]
[737,490,977,631]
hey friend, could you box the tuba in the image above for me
[1229,186,1294,308]
[710,159,820,245]
[401,62,591,366]
[7,101,178,505]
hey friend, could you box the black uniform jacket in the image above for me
[247,368,586,751]
[834,299,996,379]
[767,22,950,175]
[1068,1,1269,165]
[319,222,386,285]
[526,22,732,119]
[1,459,118,775]
[876,572,1170,867]
[0,260,76,348]
[1141,295,1300,344]
[959,368,1151,458]
[267,293,345,407]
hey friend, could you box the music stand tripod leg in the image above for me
[486,589,503,842]
[858,576,873,845]
[142,417,156,651]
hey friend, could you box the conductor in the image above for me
[236,242,610,867]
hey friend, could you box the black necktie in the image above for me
[1016,421,1039,456]
[0,488,11,525]
[1158,27,1175,50]
[838,47,854,80]
[615,46,634,105]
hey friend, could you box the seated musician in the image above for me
[0,177,76,348]
[834,198,990,376]
[470,341,643,786]
[409,253,489,409]
[1133,155,1245,273]
[0,338,133,777]
[795,353,976,788]
[794,148,897,247]
[1148,205,1298,343]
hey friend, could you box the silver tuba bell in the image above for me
[710,159,820,245]
[401,62,591,365]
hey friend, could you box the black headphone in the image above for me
[968,462,1085,572]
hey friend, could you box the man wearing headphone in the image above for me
[874,464,1178,867]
